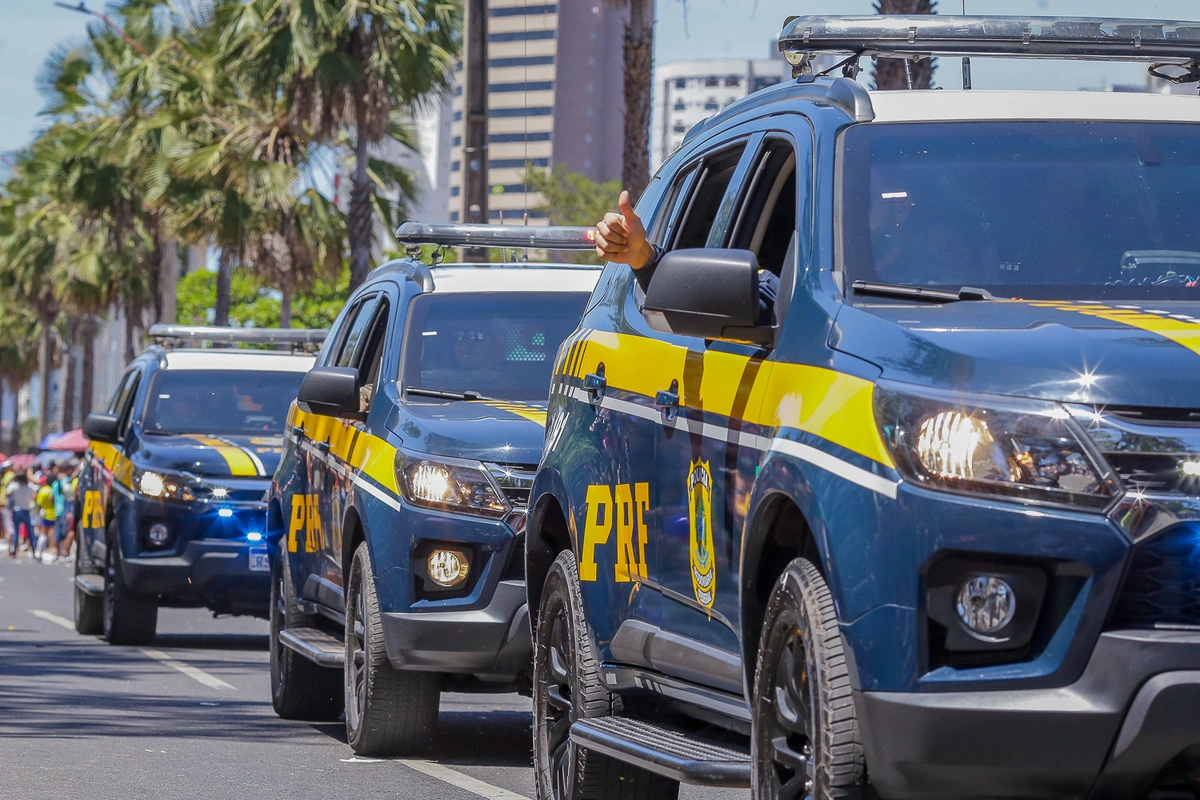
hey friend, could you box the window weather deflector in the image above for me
[778,15,1200,83]
[851,280,993,303]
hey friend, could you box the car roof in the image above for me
[426,264,601,295]
[158,349,316,372]
[867,89,1200,124]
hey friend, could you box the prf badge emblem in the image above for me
[687,460,716,609]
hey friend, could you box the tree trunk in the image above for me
[80,317,95,422]
[123,295,138,365]
[348,115,374,293]
[161,239,179,324]
[621,0,654,201]
[60,319,78,432]
[1,377,13,456]
[36,307,54,443]
[280,282,293,329]
[873,0,937,90]
[215,247,233,326]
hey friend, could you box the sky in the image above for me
[1,0,1200,154]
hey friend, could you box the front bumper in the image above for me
[123,538,270,615]
[380,579,531,680]
[859,629,1200,799]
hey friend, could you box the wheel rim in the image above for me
[539,599,575,800]
[763,621,816,800]
[346,561,368,733]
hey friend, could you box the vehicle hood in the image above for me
[392,399,547,466]
[832,299,1200,407]
[134,432,283,479]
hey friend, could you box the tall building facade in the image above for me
[448,1,626,223]
[650,58,790,172]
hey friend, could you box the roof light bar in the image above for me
[147,325,328,346]
[396,222,599,251]
[779,15,1200,67]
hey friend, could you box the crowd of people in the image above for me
[2,460,79,564]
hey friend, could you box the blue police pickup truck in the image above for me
[75,326,322,645]
[526,15,1200,800]
[267,230,600,756]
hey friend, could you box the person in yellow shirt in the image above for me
[0,467,12,548]
[35,474,56,562]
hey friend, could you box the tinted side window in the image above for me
[671,145,746,251]
[353,300,390,413]
[336,295,381,368]
[730,141,798,276]
[116,371,143,437]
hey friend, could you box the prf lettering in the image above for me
[579,482,649,583]
[80,490,105,528]
[288,493,324,553]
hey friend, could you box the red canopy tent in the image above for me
[48,429,88,452]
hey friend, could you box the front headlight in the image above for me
[874,383,1119,510]
[134,469,196,502]
[395,449,510,518]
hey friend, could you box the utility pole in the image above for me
[462,0,489,262]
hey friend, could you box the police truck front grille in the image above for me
[486,463,536,509]
[1109,527,1200,631]
[1105,453,1187,494]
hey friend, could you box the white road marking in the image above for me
[139,648,236,691]
[400,760,531,800]
[30,609,74,631]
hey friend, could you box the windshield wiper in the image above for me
[852,280,994,303]
[405,386,493,402]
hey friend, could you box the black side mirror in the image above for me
[83,412,121,445]
[297,366,365,421]
[642,248,773,346]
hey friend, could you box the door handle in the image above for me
[316,441,330,455]
[583,363,606,402]
[291,425,304,440]
[655,380,680,422]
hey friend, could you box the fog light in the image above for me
[148,523,170,545]
[217,508,233,519]
[246,532,263,543]
[427,549,470,588]
[956,576,1016,637]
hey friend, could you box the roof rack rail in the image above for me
[779,15,1200,83]
[396,221,598,252]
[147,324,328,351]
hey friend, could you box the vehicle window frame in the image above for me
[352,297,392,413]
[319,296,366,367]
[666,137,757,252]
[115,369,144,439]
[728,133,800,274]
[107,369,137,415]
[334,293,381,369]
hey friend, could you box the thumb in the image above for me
[618,189,635,219]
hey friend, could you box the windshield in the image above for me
[841,121,1200,301]
[141,369,305,436]
[400,292,589,403]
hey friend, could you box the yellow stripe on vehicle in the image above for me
[1027,301,1200,358]
[184,435,259,477]
[483,401,548,427]
[564,330,894,469]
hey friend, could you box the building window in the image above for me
[490,132,552,143]
[489,55,555,68]
[675,78,686,89]
[490,106,553,118]
[450,186,460,197]
[489,30,555,43]
[725,76,740,87]
[490,3,556,16]
[489,81,554,93]
[673,121,687,134]
[453,110,462,121]
[490,158,550,169]
[705,77,718,87]
[754,77,781,91]
[673,99,686,112]
[455,85,463,96]
[704,97,719,111]
[451,161,461,172]
[450,211,460,222]
[452,136,462,146]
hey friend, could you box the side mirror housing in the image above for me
[83,412,121,445]
[297,366,365,421]
[642,249,773,346]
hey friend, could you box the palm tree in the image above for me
[606,0,655,199]
[873,0,937,90]
[228,0,461,292]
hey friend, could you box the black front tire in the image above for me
[74,539,103,635]
[270,554,343,721]
[751,558,866,800]
[532,549,679,800]
[344,541,440,756]
[102,527,157,646]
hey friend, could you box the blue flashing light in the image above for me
[246,532,263,542]
[217,508,234,519]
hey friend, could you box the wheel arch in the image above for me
[526,486,573,634]
[341,504,366,581]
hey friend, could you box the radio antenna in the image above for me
[961,0,973,89]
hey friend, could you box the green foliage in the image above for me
[527,165,617,265]
[175,266,349,330]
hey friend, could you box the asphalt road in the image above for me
[0,554,748,800]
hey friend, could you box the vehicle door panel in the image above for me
[80,368,140,567]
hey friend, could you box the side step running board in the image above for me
[74,574,105,597]
[571,717,751,787]
[279,627,345,668]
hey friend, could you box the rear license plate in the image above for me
[249,546,270,572]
